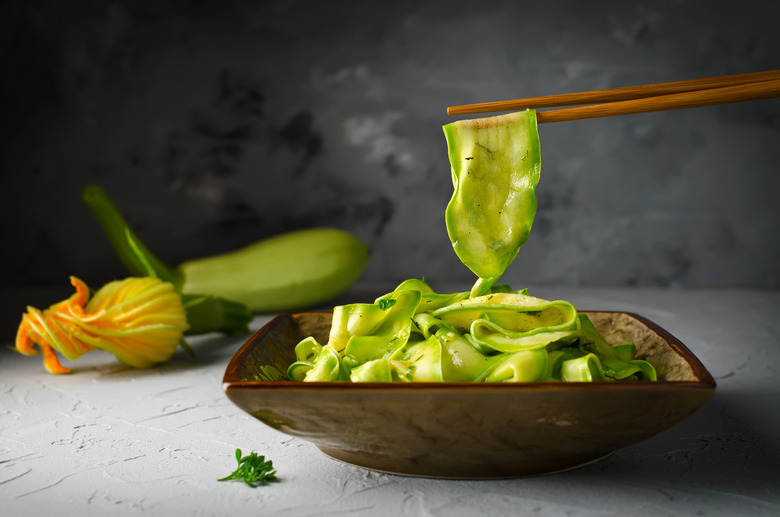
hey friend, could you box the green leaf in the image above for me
[218,448,278,488]
[181,294,252,335]
[378,298,397,310]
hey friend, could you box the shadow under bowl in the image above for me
[223,311,715,479]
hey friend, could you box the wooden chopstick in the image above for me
[536,78,780,123]
[446,70,780,121]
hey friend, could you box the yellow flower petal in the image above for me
[15,276,189,373]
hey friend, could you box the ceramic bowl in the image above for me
[223,311,715,479]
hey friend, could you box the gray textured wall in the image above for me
[3,0,779,297]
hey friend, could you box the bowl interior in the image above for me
[224,311,713,384]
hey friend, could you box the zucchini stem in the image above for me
[83,184,252,335]
[82,184,183,288]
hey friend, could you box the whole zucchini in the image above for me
[82,185,370,313]
[178,227,370,312]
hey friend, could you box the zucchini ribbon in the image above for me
[287,279,656,383]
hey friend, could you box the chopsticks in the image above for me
[446,70,780,123]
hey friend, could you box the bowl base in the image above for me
[317,446,613,479]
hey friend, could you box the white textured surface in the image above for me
[2,287,780,516]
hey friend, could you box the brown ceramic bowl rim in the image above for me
[223,310,717,391]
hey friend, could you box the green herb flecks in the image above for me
[218,449,278,487]
[378,298,397,310]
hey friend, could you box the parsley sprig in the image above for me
[218,448,278,487]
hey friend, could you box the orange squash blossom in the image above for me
[15,276,189,374]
